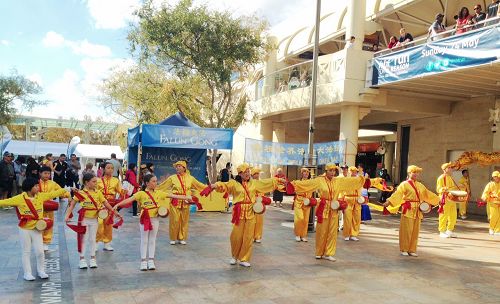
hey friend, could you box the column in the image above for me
[260,120,273,178]
[339,105,359,166]
[383,142,395,179]
[346,0,366,50]
[272,122,286,175]
[493,99,500,150]
[262,36,278,97]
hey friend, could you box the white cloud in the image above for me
[1,39,10,46]
[42,31,112,58]
[27,73,43,86]
[80,57,134,97]
[85,0,141,29]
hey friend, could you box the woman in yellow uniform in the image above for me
[158,160,207,245]
[209,163,284,267]
[96,162,123,251]
[114,174,191,270]
[65,173,116,269]
[480,171,500,235]
[383,165,439,256]
[293,167,313,242]
[0,178,69,280]
[251,167,266,243]
[38,166,71,251]
[290,164,372,262]
[436,162,461,238]
[339,166,364,242]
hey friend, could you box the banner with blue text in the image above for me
[244,138,345,165]
[372,26,499,86]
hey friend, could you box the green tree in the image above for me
[128,0,269,181]
[0,70,45,125]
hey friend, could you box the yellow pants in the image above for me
[96,218,113,243]
[294,205,310,238]
[399,215,421,253]
[315,210,339,257]
[342,204,361,238]
[254,214,264,240]
[42,211,55,244]
[489,204,500,233]
[169,206,190,241]
[458,201,467,217]
[438,201,457,232]
[230,217,256,262]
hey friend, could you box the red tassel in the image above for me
[363,178,371,189]
[140,210,153,231]
[309,198,317,207]
[105,211,115,225]
[200,186,213,197]
[262,196,272,205]
[112,218,124,229]
[316,199,326,223]
[286,182,295,195]
[171,198,179,207]
[383,206,390,215]
[231,203,242,225]
[223,192,229,199]
[339,200,348,211]
[190,196,203,210]
[402,201,412,214]
[476,199,487,207]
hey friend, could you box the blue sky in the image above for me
[0,0,336,121]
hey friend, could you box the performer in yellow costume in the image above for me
[458,169,470,220]
[210,163,284,267]
[339,166,363,241]
[39,166,71,251]
[293,167,313,242]
[290,164,375,261]
[384,165,439,256]
[251,168,265,243]
[96,162,123,251]
[158,160,207,245]
[481,171,500,235]
[436,162,461,238]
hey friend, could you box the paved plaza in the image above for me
[0,200,499,304]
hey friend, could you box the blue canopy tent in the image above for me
[127,112,233,210]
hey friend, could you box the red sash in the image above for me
[140,191,159,231]
[316,198,327,223]
[16,195,40,228]
[405,180,421,214]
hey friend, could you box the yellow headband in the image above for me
[325,163,337,171]
[441,162,453,170]
[348,166,358,172]
[300,167,310,173]
[237,163,250,174]
[492,171,500,178]
[250,168,262,175]
[407,165,423,174]
[173,160,187,169]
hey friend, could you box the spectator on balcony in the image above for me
[396,28,413,47]
[345,36,355,49]
[387,36,398,49]
[372,44,379,52]
[428,13,446,40]
[487,0,500,19]
[472,4,487,28]
[455,7,473,34]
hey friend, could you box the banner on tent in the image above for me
[141,124,233,149]
[372,27,499,86]
[244,138,345,165]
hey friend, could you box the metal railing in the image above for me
[256,60,314,98]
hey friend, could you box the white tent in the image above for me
[5,140,124,159]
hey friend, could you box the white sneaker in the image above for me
[38,272,49,279]
[180,240,187,245]
[229,258,237,265]
[315,256,322,259]
[147,260,156,270]
[439,232,450,238]
[460,215,467,220]
[301,237,308,242]
[89,259,98,268]
[344,237,350,241]
[23,273,35,281]
[255,239,261,243]
[323,256,336,262]
[140,261,148,271]
[239,261,251,267]
[273,202,277,207]
[103,243,114,251]
[295,236,301,242]
[170,241,176,245]
[400,252,409,256]
[408,252,418,257]
[43,244,49,251]
[79,259,88,269]
[350,236,359,241]
[489,229,494,235]
[446,230,457,238]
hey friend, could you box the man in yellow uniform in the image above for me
[293,167,313,242]
[96,162,123,251]
[339,166,363,241]
[251,168,266,243]
[481,171,500,235]
[458,169,470,220]
[384,165,439,256]
[158,160,207,245]
[291,164,375,261]
[436,162,461,238]
[39,166,71,251]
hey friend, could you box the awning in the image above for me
[5,140,124,159]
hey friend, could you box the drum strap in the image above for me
[405,180,421,214]
[140,191,159,231]
[16,195,39,227]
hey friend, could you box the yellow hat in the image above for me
[441,162,453,170]
[325,163,337,171]
[348,166,358,172]
[492,171,500,178]
[250,168,262,175]
[407,165,423,174]
[173,160,187,169]
[237,163,250,174]
[300,167,310,173]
